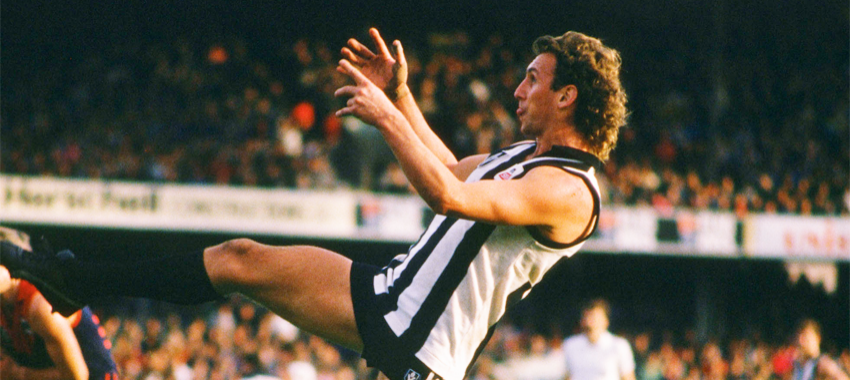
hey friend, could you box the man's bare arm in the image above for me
[24,294,88,380]
[341,28,459,168]
[334,63,592,239]
[391,84,459,167]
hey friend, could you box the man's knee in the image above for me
[219,238,261,257]
[206,238,263,288]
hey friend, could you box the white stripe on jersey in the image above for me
[466,143,536,182]
[385,218,477,335]
[373,214,451,295]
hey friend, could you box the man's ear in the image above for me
[558,85,578,109]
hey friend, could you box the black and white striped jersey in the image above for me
[372,141,602,379]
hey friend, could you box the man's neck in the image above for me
[586,330,606,344]
[531,127,590,158]
[803,349,821,361]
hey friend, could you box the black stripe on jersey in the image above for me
[480,147,534,180]
[478,141,534,166]
[398,222,498,350]
[510,158,602,248]
[378,146,532,316]
[378,217,459,314]
[542,145,603,171]
[463,281,532,377]
[511,157,592,176]
[531,170,601,247]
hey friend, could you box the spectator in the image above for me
[239,353,282,380]
[1,30,846,217]
[792,319,850,380]
[563,299,636,380]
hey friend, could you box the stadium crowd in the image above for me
[2,18,848,379]
[92,297,849,380]
[2,30,848,217]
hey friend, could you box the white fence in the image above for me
[2,175,848,261]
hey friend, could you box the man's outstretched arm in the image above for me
[335,60,593,239]
[341,28,460,169]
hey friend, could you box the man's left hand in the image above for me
[334,59,402,129]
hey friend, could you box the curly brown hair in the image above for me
[533,32,628,161]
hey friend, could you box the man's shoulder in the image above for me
[612,334,633,352]
[816,355,849,378]
[611,333,630,344]
[563,333,589,348]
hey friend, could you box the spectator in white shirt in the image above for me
[563,299,636,380]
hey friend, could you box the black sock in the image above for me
[66,250,225,305]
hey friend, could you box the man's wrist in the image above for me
[377,109,408,132]
[387,84,411,102]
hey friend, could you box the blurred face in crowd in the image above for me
[797,325,821,358]
[581,305,610,337]
[514,53,566,137]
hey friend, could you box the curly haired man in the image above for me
[3,28,627,380]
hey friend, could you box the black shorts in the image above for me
[350,262,444,380]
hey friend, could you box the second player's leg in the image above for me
[203,239,363,351]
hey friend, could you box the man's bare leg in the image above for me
[204,238,364,350]
[0,235,365,350]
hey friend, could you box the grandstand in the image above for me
[1,0,848,379]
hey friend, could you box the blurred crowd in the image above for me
[2,31,848,217]
[96,298,850,380]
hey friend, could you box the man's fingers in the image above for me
[333,85,359,98]
[370,28,393,58]
[335,106,355,117]
[338,60,370,84]
[333,86,358,117]
[341,47,364,65]
[394,40,407,67]
[347,38,376,59]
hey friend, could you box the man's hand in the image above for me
[334,59,404,129]
[341,28,409,101]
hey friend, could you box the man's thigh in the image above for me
[204,240,362,350]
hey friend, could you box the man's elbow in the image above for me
[425,196,451,216]
[424,190,461,216]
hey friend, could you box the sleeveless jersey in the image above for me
[371,141,602,379]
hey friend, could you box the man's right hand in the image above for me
[341,28,409,101]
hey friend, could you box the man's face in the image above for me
[514,53,562,137]
[581,306,609,334]
[797,326,820,357]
